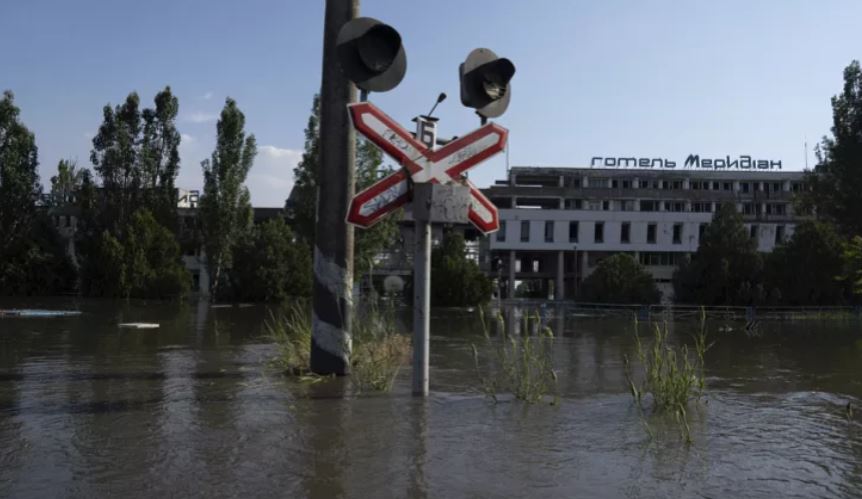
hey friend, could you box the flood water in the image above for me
[2,298,862,498]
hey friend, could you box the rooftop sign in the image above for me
[590,154,782,170]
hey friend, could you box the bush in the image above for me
[230,218,312,302]
[80,209,190,299]
[580,253,660,304]
[431,231,492,307]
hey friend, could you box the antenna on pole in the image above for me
[804,136,809,170]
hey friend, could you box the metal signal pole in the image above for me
[311,0,358,375]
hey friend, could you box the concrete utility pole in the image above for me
[311,0,358,375]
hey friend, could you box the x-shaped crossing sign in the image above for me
[345,102,506,234]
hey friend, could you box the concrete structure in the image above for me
[482,166,808,301]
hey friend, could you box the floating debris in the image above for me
[118,323,160,330]
[0,309,82,318]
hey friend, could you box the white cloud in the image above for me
[181,133,194,143]
[183,111,218,124]
[202,91,214,100]
[247,145,303,206]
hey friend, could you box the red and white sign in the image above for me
[346,102,506,234]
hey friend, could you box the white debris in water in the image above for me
[118,323,160,330]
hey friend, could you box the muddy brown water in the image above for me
[1,298,862,498]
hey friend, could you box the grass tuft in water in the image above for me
[624,309,710,443]
[265,300,410,392]
[350,302,411,393]
[472,309,558,405]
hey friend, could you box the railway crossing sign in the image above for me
[345,101,506,233]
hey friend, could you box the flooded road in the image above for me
[2,298,862,498]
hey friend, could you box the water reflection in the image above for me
[1,298,862,497]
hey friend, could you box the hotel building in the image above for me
[481,166,808,301]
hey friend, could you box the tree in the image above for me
[431,231,493,307]
[580,253,660,304]
[287,94,399,280]
[50,159,84,205]
[673,203,763,305]
[287,95,320,245]
[230,218,312,302]
[763,221,849,305]
[140,88,181,230]
[90,92,142,232]
[90,87,181,232]
[805,60,862,237]
[199,98,257,299]
[0,91,41,258]
[842,236,862,298]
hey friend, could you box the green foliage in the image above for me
[287,95,320,246]
[625,315,709,443]
[266,300,410,392]
[230,218,312,302]
[90,87,180,232]
[581,253,661,304]
[0,91,75,296]
[804,60,862,237]
[0,215,77,296]
[472,309,558,404]
[266,302,312,375]
[350,302,411,392]
[764,221,850,305]
[199,98,257,299]
[80,209,189,299]
[287,94,400,280]
[673,203,763,305]
[431,231,493,307]
[0,90,41,260]
[49,159,84,205]
[842,236,862,296]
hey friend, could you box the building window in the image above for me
[639,180,650,189]
[776,225,785,245]
[640,200,658,212]
[712,181,720,190]
[622,180,632,189]
[750,225,758,239]
[742,203,754,215]
[699,223,707,241]
[594,222,604,243]
[497,221,506,242]
[671,180,683,190]
[741,182,750,193]
[520,221,530,242]
[602,200,610,211]
[664,201,684,212]
[544,221,554,242]
[569,221,579,243]
[673,223,682,244]
[621,222,630,243]
[723,182,733,191]
[564,199,582,210]
[647,224,657,244]
[611,179,619,188]
[588,177,609,188]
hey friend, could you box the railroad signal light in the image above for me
[459,48,516,119]
[336,17,407,93]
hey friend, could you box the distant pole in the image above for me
[311,0,358,375]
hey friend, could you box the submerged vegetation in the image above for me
[265,300,410,392]
[472,309,558,404]
[624,312,710,443]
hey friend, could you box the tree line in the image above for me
[0,89,405,302]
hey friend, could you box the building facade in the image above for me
[482,166,808,301]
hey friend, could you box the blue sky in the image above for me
[2,1,860,206]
